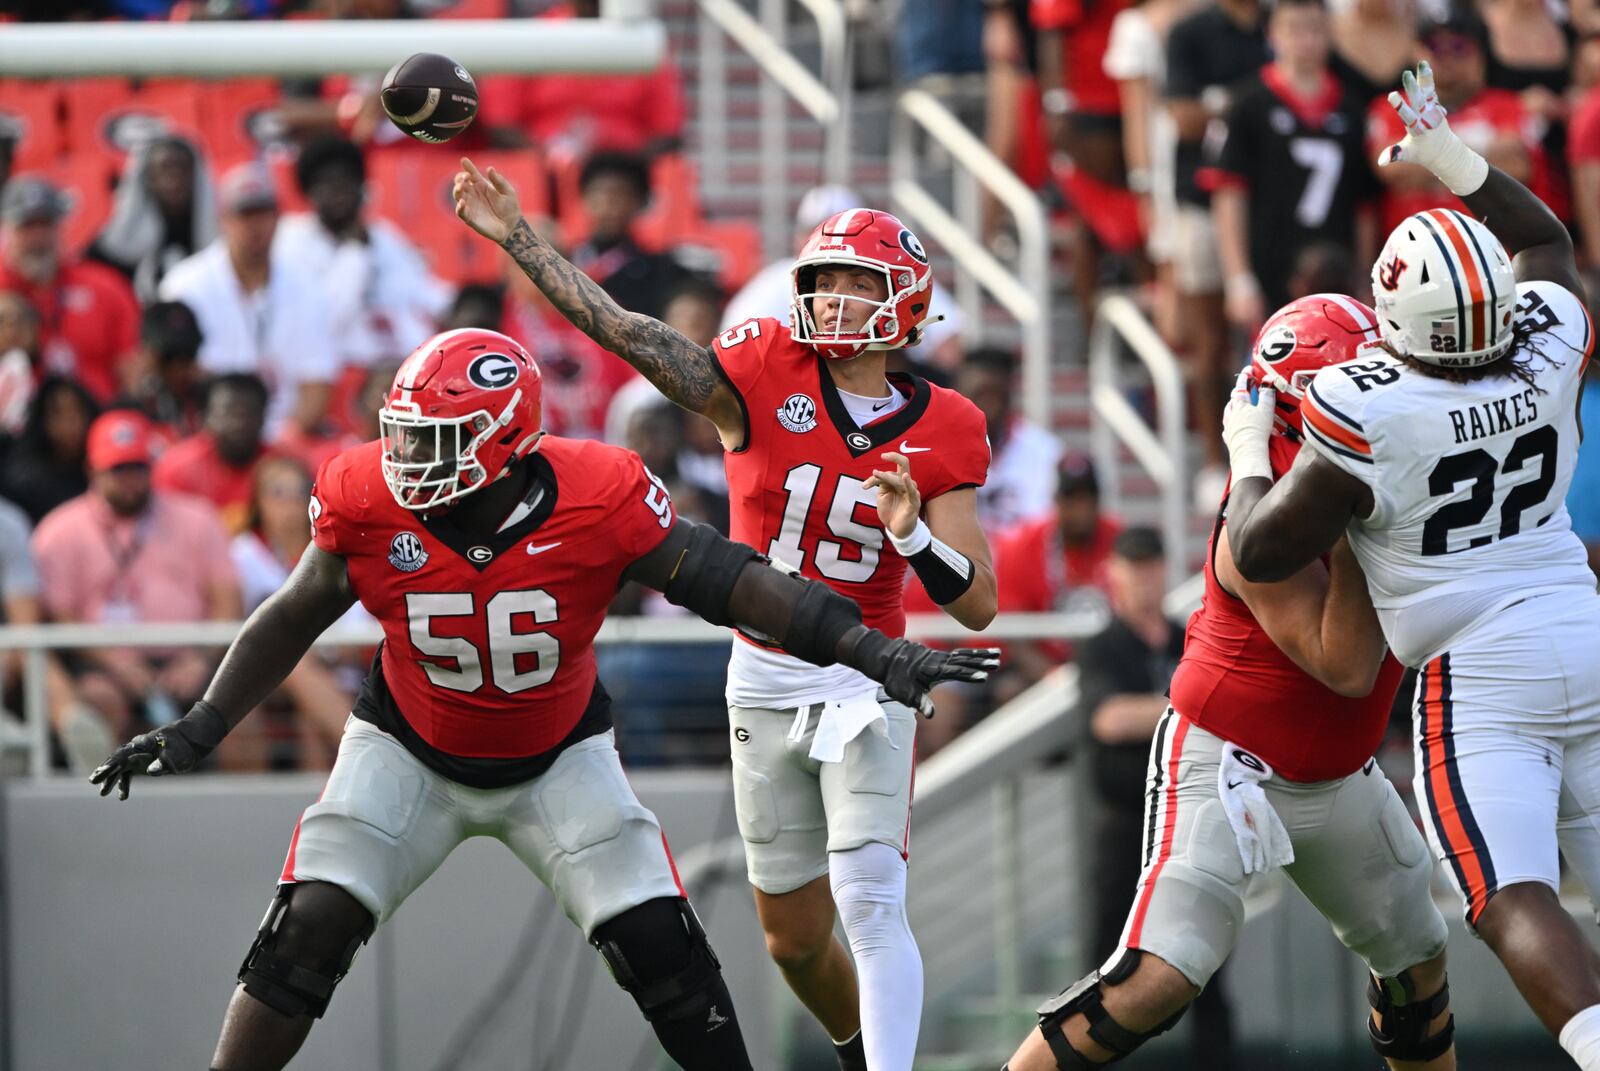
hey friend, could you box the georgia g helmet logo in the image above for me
[1256,326,1297,363]
[1377,254,1407,292]
[466,352,520,390]
[897,228,927,264]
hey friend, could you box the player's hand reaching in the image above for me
[89,702,229,801]
[453,157,522,244]
[1376,61,1488,196]
[864,451,921,540]
[852,633,1001,718]
[1221,369,1275,485]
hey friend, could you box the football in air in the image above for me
[380,53,479,144]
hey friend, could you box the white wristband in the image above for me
[889,518,933,557]
[1431,134,1489,197]
[1230,454,1274,484]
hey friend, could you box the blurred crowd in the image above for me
[0,0,1596,799]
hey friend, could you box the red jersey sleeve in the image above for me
[710,316,780,396]
[309,452,354,557]
[1572,93,1600,164]
[608,448,678,562]
[922,390,991,498]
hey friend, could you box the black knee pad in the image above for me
[1036,951,1189,1070]
[1368,970,1454,1063]
[592,897,725,1025]
[238,883,375,1020]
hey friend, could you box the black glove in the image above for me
[89,701,229,801]
[843,628,1001,717]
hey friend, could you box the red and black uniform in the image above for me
[310,436,674,787]
[714,320,987,631]
[1170,434,1403,781]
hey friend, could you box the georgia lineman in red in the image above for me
[455,162,997,1071]
[1005,296,1456,1071]
[311,435,672,762]
[88,328,998,1071]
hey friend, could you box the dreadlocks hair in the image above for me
[1385,310,1558,393]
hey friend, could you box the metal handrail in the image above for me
[888,88,1052,429]
[696,0,850,258]
[1088,293,1190,590]
[0,611,1104,779]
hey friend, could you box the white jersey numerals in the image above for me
[1288,137,1344,228]
[769,463,883,583]
[718,318,763,349]
[406,589,561,693]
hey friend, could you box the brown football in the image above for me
[380,53,479,144]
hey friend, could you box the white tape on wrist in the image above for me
[889,518,933,556]
[1432,134,1489,197]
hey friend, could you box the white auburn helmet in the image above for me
[1370,207,1516,368]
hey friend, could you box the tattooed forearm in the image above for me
[500,218,723,415]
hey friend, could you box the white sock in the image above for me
[829,843,922,1071]
[1561,1004,1600,1070]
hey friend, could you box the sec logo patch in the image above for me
[777,393,818,434]
[389,531,428,572]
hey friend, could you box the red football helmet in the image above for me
[789,208,934,359]
[1247,293,1381,438]
[379,328,543,511]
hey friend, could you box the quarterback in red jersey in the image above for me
[455,160,997,1071]
[1006,298,1457,1071]
[90,329,996,1071]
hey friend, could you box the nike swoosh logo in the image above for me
[872,400,892,411]
[899,441,931,453]
[1226,780,1243,790]
[526,542,562,556]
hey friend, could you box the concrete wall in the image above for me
[2,771,783,1071]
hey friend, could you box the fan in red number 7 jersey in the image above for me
[89,328,996,1071]
[454,158,997,1071]
[1007,296,1458,1071]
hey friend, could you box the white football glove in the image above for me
[1376,61,1488,196]
[1221,370,1274,484]
[1218,743,1294,875]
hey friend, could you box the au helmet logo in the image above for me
[466,353,520,390]
[389,531,429,572]
[1377,255,1407,292]
[777,393,818,434]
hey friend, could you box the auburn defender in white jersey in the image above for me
[1222,63,1600,1070]
[452,162,998,1071]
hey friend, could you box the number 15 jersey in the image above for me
[1301,280,1595,667]
[713,318,990,707]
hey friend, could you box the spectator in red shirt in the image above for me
[1568,32,1600,277]
[1366,12,1548,237]
[153,373,271,535]
[476,0,685,161]
[32,409,239,736]
[0,177,141,405]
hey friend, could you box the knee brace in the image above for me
[1368,969,1454,1063]
[237,884,374,1020]
[592,897,725,1025]
[1036,951,1189,1069]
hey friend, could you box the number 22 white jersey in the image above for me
[1300,280,1595,668]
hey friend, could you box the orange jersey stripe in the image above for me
[1303,399,1372,455]
[1429,210,1488,353]
[1422,656,1491,920]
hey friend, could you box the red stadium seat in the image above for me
[680,219,762,292]
[370,148,548,283]
[63,78,205,186]
[47,155,115,256]
[634,153,700,250]
[0,80,63,172]
[201,78,283,169]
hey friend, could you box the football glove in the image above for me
[849,631,1001,718]
[89,701,229,801]
[1376,62,1488,196]
[1221,369,1275,484]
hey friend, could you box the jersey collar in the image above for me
[814,356,931,458]
[419,453,560,572]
